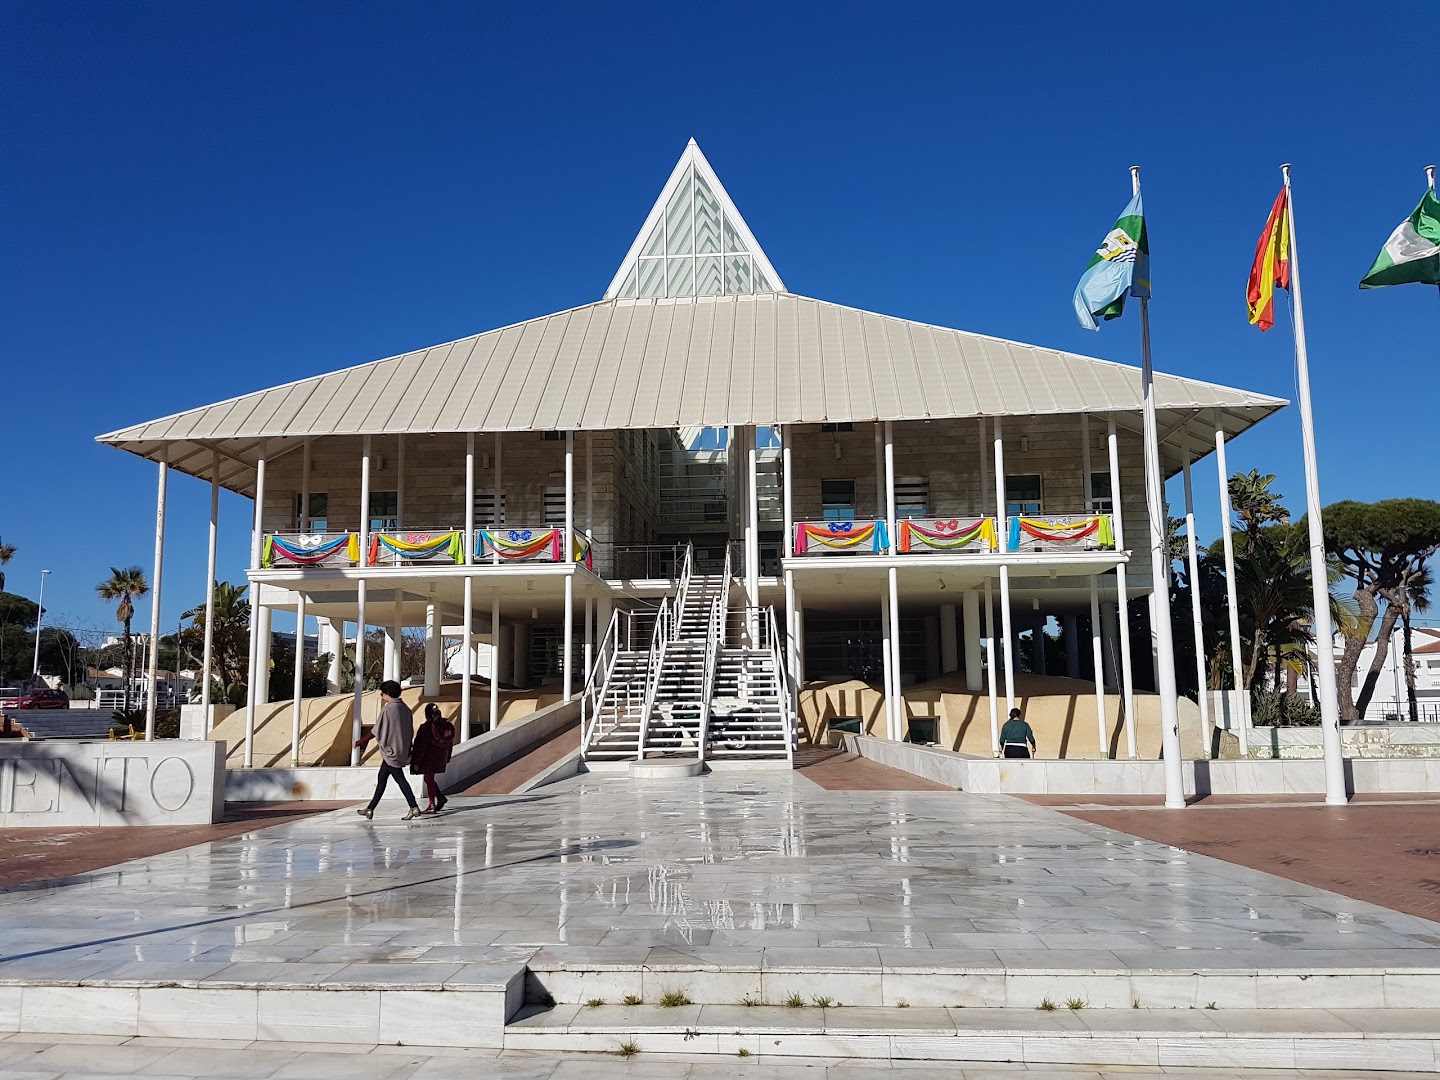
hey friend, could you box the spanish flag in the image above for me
[1246,188,1291,331]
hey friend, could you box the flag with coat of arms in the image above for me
[1074,192,1150,330]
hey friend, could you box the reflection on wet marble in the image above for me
[0,773,1437,983]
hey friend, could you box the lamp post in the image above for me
[32,570,51,678]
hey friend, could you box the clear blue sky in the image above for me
[2,1,1436,636]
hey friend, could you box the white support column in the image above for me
[880,588,894,739]
[383,617,398,683]
[563,431,575,702]
[583,593,594,686]
[144,459,169,740]
[888,566,903,740]
[291,593,306,767]
[424,603,441,696]
[794,595,806,690]
[1108,419,1139,758]
[884,421,897,554]
[255,601,272,709]
[461,576,473,741]
[1091,575,1107,757]
[939,603,959,674]
[1215,422,1249,755]
[201,450,220,719]
[243,449,267,768]
[1183,456,1211,746]
[962,590,983,692]
[746,427,760,626]
[984,580,999,755]
[585,431,594,545]
[784,568,799,709]
[993,419,1015,712]
[489,590,501,732]
[350,580,366,765]
[464,433,475,565]
[326,619,342,694]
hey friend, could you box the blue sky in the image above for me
[2,1,1436,636]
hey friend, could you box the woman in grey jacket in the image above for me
[355,680,422,820]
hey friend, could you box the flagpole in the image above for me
[1283,163,1346,806]
[1130,165,1186,810]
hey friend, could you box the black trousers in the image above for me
[368,761,418,811]
[1002,744,1032,759]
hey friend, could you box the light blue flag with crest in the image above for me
[1073,192,1150,331]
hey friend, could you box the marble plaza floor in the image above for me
[2,771,1438,984]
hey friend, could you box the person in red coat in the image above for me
[411,703,456,814]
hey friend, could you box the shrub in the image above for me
[1250,690,1321,727]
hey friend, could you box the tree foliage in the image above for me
[96,566,149,712]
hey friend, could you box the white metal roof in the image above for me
[98,291,1285,495]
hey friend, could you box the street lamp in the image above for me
[32,569,51,678]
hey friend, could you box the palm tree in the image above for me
[1229,470,1290,552]
[1399,565,1433,723]
[0,539,14,593]
[182,581,251,694]
[97,567,149,712]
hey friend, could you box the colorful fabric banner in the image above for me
[794,520,889,554]
[899,518,997,552]
[263,533,359,567]
[1007,516,1115,550]
[368,531,463,565]
[479,528,563,561]
[573,535,594,571]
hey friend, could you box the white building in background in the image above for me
[97,140,1290,769]
[1298,625,1440,722]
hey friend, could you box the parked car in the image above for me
[10,688,70,710]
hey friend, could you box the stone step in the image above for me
[503,1003,1440,1070]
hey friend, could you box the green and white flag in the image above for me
[1360,188,1440,289]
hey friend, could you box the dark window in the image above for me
[294,492,329,532]
[828,716,863,734]
[368,491,398,531]
[1089,473,1113,514]
[820,422,854,433]
[1005,475,1042,516]
[821,479,856,521]
[474,493,507,527]
[544,489,567,527]
[894,477,929,519]
[542,431,565,441]
[907,717,939,744]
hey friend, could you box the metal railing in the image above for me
[792,520,889,556]
[476,525,569,564]
[368,527,465,567]
[95,689,182,711]
[1006,513,1115,552]
[605,543,688,580]
[765,604,796,763]
[1363,700,1440,724]
[634,597,675,760]
[895,516,998,555]
[262,531,360,569]
[580,608,621,754]
[695,544,732,764]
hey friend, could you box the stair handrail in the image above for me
[765,604,796,764]
[635,596,673,760]
[674,541,695,622]
[695,543,732,763]
[580,607,622,757]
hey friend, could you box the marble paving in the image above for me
[1,1034,1437,1079]
[1,773,1438,986]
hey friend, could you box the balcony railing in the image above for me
[262,532,361,568]
[793,520,890,555]
[788,514,1116,557]
[1006,514,1115,552]
[477,526,593,568]
[369,528,465,566]
[897,517,998,555]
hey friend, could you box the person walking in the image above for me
[999,706,1038,759]
[355,680,421,821]
[411,702,457,814]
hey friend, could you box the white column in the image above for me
[781,424,793,556]
[884,421,897,555]
[984,580,999,754]
[350,580,366,765]
[940,603,959,674]
[326,619,343,694]
[1183,457,1211,747]
[243,449,267,768]
[489,590,501,732]
[993,418,1015,712]
[255,602,272,709]
[583,594,594,685]
[424,603,441,696]
[746,427,760,625]
[784,569,799,708]
[291,593,306,767]
[1108,419,1138,758]
[201,450,220,719]
[144,460,169,740]
[461,576,473,741]
[465,433,475,565]
[586,431,594,546]
[880,588,894,739]
[563,431,575,701]
[888,566,903,740]
[1215,422,1249,755]
[794,595,806,690]
[1091,575,1107,757]
[384,617,398,683]
[962,590,983,692]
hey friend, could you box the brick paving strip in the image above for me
[1022,793,1440,923]
[0,801,348,890]
[794,746,952,791]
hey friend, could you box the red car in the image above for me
[10,688,70,709]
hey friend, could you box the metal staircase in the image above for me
[580,544,795,767]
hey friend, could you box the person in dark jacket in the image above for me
[999,707,1038,758]
[354,680,421,821]
[411,702,456,814]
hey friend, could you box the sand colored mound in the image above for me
[210,678,571,768]
[799,673,1205,760]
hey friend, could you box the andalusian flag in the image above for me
[1246,188,1290,331]
[1360,188,1440,288]
[1074,192,1150,330]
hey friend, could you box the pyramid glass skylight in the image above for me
[606,141,784,300]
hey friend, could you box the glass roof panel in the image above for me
[723,213,745,254]
[725,255,751,294]
[695,256,723,295]
[639,258,667,297]
[641,220,666,258]
[694,174,721,254]
[667,258,693,296]
[666,179,692,255]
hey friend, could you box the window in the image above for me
[473,493,507,527]
[1005,475,1042,516]
[368,491,398,532]
[542,431,565,441]
[543,489,567,527]
[294,492,328,532]
[1088,473,1113,514]
[828,717,863,735]
[894,477,929,519]
[907,717,939,745]
[821,479,856,521]
[820,422,854,433]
